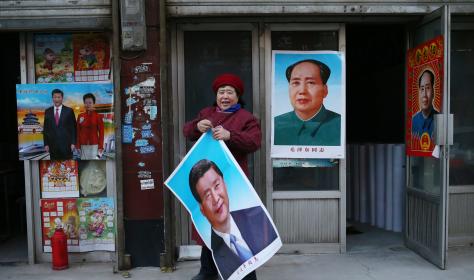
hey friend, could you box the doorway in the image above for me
[345,24,406,252]
[0,32,27,263]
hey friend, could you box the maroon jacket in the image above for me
[183,106,261,175]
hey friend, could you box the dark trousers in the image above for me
[200,246,257,280]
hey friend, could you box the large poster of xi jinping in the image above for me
[16,83,114,160]
[165,132,282,280]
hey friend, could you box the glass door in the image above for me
[265,24,346,253]
[448,16,474,247]
[405,6,451,269]
[171,23,260,246]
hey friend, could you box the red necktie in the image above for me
[55,108,59,125]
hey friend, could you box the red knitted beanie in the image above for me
[212,73,244,95]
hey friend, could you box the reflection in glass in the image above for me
[184,31,253,122]
[271,31,338,51]
[183,30,255,183]
[273,165,339,191]
[410,156,441,195]
[413,18,441,46]
[449,30,474,185]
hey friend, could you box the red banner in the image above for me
[406,36,444,157]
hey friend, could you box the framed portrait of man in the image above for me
[271,51,346,159]
[406,35,444,157]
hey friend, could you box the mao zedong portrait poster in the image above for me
[271,51,345,159]
[406,36,444,157]
[165,132,282,280]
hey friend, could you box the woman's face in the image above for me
[216,85,239,111]
[84,98,95,111]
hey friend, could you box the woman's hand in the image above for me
[197,119,213,133]
[212,125,230,141]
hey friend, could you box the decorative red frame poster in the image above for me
[40,160,79,198]
[73,33,111,82]
[40,198,80,252]
[406,36,444,157]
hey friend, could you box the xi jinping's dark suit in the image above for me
[43,105,77,160]
[211,206,278,280]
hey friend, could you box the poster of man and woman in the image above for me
[165,132,282,280]
[16,83,114,160]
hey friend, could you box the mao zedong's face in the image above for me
[196,168,230,233]
[418,72,435,113]
[289,62,328,120]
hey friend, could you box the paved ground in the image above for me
[1,225,473,280]
[1,246,473,280]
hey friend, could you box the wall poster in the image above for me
[271,51,346,159]
[73,33,111,82]
[16,83,114,160]
[34,34,74,83]
[406,36,444,157]
[77,197,116,252]
[34,33,110,83]
[41,198,80,252]
[40,160,79,198]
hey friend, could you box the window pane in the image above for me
[410,156,441,195]
[273,166,339,191]
[184,31,253,122]
[449,29,474,186]
[183,30,255,183]
[271,30,339,191]
[272,31,338,51]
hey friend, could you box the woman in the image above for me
[76,93,104,160]
[183,73,261,280]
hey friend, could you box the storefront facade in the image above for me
[163,1,474,271]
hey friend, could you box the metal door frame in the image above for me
[263,23,347,253]
[405,5,450,269]
[170,22,261,248]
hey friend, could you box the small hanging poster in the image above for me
[406,36,444,156]
[40,160,79,198]
[40,198,80,252]
[34,34,74,83]
[73,33,111,82]
[77,197,116,252]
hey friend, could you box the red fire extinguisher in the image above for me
[51,227,69,270]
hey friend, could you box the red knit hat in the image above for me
[212,73,244,95]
